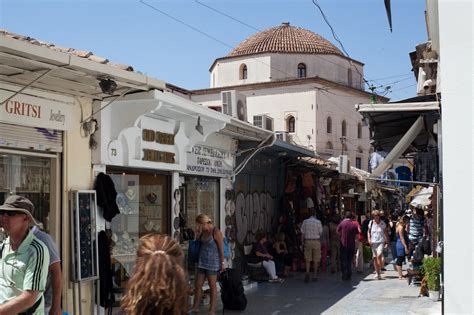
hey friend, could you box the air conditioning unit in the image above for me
[338,155,350,174]
[275,131,292,143]
[221,90,247,121]
[253,115,274,131]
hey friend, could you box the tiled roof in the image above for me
[0,29,134,71]
[227,22,343,57]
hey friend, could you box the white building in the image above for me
[181,22,387,171]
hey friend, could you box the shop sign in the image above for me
[186,144,234,177]
[142,129,174,145]
[0,90,73,131]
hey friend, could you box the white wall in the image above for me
[439,0,473,313]
[211,53,364,90]
[211,55,272,87]
[191,83,371,171]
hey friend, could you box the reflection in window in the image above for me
[297,63,307,78]
[342,120,347,137]
[287,115,296,133]
[240,64,247,80]
[326,116,332,134]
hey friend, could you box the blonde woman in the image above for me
[395,215,410,279]
[121,233,188,315]
[190,214,225,315]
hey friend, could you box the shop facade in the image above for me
[92,89,235,302]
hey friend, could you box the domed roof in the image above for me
[227,22,343,57]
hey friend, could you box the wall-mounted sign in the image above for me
[0,90,73,131]
[143,149,175,163]
[142,129,175,145]
[186,144,235,177]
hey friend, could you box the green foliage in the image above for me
[363,245,372,263]
[422,257,442,291]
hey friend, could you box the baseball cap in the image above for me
[0,195,41,226]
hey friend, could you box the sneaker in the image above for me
[304,274,310,283]
[377,274,382,280]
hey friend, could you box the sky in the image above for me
[0,0,427,101]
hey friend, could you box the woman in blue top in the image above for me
[395,215,410,279]
[190,214,225,315]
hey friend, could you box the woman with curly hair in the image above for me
[121,233,188,315]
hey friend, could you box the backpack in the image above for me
[218,268,247,311]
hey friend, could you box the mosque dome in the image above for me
[227,22,343,58]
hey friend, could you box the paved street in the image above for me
[200,264,441,315]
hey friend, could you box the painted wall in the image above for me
[61,97,94,315]
[233,153,282,244]
[438,0,473,313]
[211,53,364,90]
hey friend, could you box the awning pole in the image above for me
[371,115,425,178]
[366,177,439,186]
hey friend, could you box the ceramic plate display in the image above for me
[229,201,236,216]
[174,203,180,217]
[144,221,154,232]
[173,217,180,230]
[225,215,232,226]
[146,192,158,204]
[173,230,180,241]
[125,187,137,201]
[225,227,232,239]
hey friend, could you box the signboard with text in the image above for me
[0,90,73,131]
[186,144,235,177]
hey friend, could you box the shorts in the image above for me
[371,243,384,257]
[396,255,406,266]
[304,240,321,263]
[197,268,218,276]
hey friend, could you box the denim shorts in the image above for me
[197,268,218,276]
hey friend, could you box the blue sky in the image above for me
[0,0,427,101]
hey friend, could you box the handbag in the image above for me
[188,239,201,264]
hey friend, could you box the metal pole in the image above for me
[366,177,439,186]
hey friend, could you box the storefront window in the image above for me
[182,176,220,232]
[0,153,55,231]
[107,172,170,292]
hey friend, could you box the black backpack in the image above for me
[218,268,247,311]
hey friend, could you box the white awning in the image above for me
[410,186,434,207]
[356,101,440,112]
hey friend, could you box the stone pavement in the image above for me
[197,264,441,315]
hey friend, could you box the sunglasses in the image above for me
[0,210,22,217]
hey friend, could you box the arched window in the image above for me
[342,120,347,137]
[325,141,333,150]
[347,68,353,86]
[297,63,307,78]
[239,64,247,80]
[287,115,296,133]
[326,116,332,134]
[357,122,362,139]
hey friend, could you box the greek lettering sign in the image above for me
[0,90,73,131]
[186,144,234,177]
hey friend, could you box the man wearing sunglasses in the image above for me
[0,195,49,315]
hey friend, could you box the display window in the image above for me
[181,176,220,235]
[106,170,170,293]
[0,151,59,235]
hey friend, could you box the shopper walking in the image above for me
[121,233,188,315]
[395,215,410,279]
[300,206,323,282]
[329,216,341,274]
[190,214,225,315]
[367,210,389,280]
[337,212,359,281]
[0,195,50,315]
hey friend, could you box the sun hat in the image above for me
[0,195,41,226]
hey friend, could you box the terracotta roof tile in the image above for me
[0,29,134,72]
[228,22,343,57]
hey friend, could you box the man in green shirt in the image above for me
[0,195,49,315]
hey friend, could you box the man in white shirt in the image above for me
[300,198,323,283]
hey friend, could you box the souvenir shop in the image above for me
[91,89,233,304]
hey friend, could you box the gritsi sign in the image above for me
[186,144,234,177]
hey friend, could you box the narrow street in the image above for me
[204,264,441,314]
